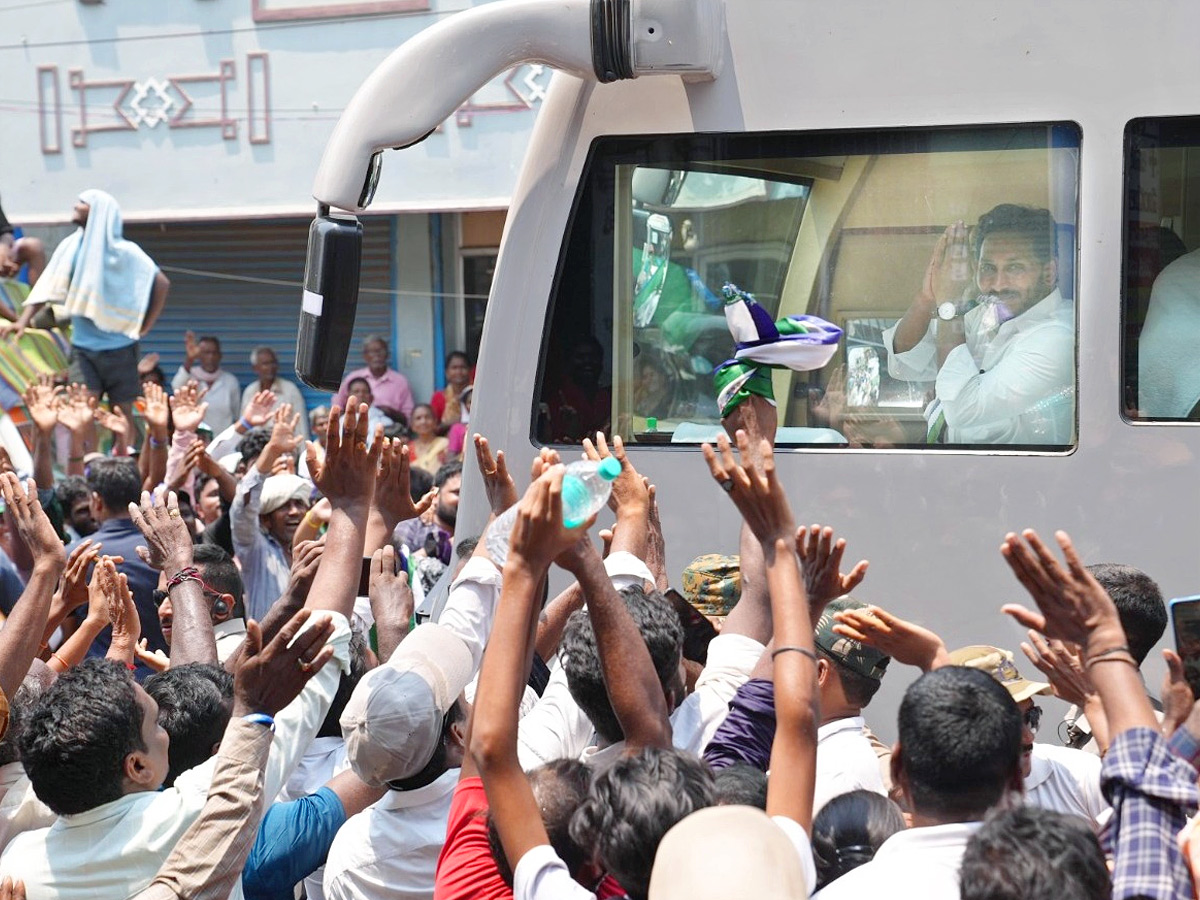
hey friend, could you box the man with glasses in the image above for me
[154,545,247,664]
[950,645,1110,829]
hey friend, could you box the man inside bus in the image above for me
[882,204,1074,445]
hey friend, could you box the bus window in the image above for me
[1124,117,1200,422]
[535,124,1080,450]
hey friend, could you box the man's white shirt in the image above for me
[814,716,887,815]
[813,821,980,900]
[1024,742,1110,828]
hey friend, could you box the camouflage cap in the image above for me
[681,554,741,617]
[814,596,891,682]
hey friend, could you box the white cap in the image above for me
[340,623,473,787]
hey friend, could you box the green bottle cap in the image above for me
[646,417,658,431]
[598,456,622,481]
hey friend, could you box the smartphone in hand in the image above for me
[1170,595,1200,697]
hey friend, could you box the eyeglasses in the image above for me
[1022,704,1043,732]
[153,578,224,608]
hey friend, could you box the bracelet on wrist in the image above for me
[1085,653,1137,671]
[148,435,165,449]
[237,417,252,431]
[166,566,201,590]
[242,712,276,732]
[771,645,818,663]
[1086,644,1131,662]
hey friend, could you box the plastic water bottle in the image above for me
[485,457,623,565]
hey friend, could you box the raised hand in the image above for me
[55,383,96,435]
[583,432,648,515]
[268,403,303,453]
[170,380,209,433]
[701,430,795,548]
[94,405,131,445]
[183,330,201,368]
[796,524,869,618]
[141,381,170,434]
[243,389,277,429]
[22,375,61,435]
[1161,649,1195,739]
[232,609,335,717]
[376,438,436,525]
[137,352,161,376]
[1020,631,1093,708]
[134,638,170,673]
[305,398,381,509]
[832,604,949,672]
[645,484,670,593]
[474,433,517,515]
[369,545,414,661]
[999,530,1125,651]
[286,538,325,603]
[185,438,220,478]
[508,466,594,572]
[0,473,65,569]
[128,489,194,573]
[95,558,140,660]
[57,538,105,613]
[923,220,974,303]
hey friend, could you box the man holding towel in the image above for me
[17,190,170,412]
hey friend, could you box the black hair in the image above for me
[318,630,371,739]
[434,459,463,489]
[488,758,592,887]
[387,698,467,792]
[192,544,245,619]
[407,466,434,503]
[54,475,90,512]
[817,647,884,709]
[85,458,142,513]
[712,763,767,810]
[455,537,479,561]
[960,806,1110,900]
[19,659,146,814]
[346,376,371,393]
[561,585,684,745]
[237,427,272,466]
[197,335,221,350]
[570,747,714,900]
[812,789,906,891]
[896,666,1022,821]
[0,671,51,767]
[445,350,471,368]
[1086,563,1166,665]
[973,204,1058,264]
[144,663,234,787]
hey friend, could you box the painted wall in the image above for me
[0,0,545,224]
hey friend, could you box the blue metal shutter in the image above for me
[127,217,395,414]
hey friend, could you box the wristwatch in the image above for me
[937,301,959,321]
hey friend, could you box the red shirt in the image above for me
[434,777,513,900]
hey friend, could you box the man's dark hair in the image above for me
[434,459,462,489]
[144,664,233,787]
[19,659,146,814]
[387,698,467,792]
[86,458,142,513]
[455,537,478,561]
[1086,563,1166,665]
[198,335,221,351]
[0,669,52,767]
[973,204,1058,264]
[960,806,1110,900]
[408,466,434,503]
[561,585,684,744]
[896,666,1022,821]
[193,544,245,618]
[317,631,371,739]
[238,427,272,465]
[346,376,370,394]
[54,475,90,512]
[712,763,767,810]
[570,747,714,900]
[817,647,884,708]
[812,789,906,891]
[488,758,592,887]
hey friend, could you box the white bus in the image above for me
[300,0,1200,725]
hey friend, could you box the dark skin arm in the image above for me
[365,438,436,555]
[140,382,170,488]
[533,582,585,662]
[22,377,60,491]
[0,474,66,699]
[139,271,170,338]
[368,545,413,663]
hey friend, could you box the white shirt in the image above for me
[517,631,765,772]
[512,815,817,900]
[0,763,53,852]
[323,767,459,900]
[0,612,352,900]
[241,377,311,439]
[814,716,887,814]
[1024,742,1109,827]
[883,289,1074,444]
[172,366,243,435]
[813,821,980,900]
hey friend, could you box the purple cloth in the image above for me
[703,678,776,772]
[1101,726,1200,900]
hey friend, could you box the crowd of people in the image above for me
[0,192,1198,900]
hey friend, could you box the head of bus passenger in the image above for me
[972,204,1058,317]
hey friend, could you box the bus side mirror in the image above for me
[295,214,363,391]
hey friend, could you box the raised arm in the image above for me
[139,270,170,338]
[0,474,66,699]
[129,489,217,666]
[21,378,61,491]
[702,430,819,831]
[303,398,380,618]
[471,467,592,872]
[583,433,649,561]
[141,382,171,488]
[365,438,435,555]
[368,545,413,663]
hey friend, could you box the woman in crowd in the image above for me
[408,402,448,474]
[429,351,472,433]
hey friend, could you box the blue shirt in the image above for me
[0,547,26,616]
[70,315,136,351]
[242,786,346,900]
[70,517,166,678]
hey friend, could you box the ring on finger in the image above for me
[719,479,734,493]
[168,509,181,518]
[297,658,313,673]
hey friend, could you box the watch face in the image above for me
[938,301,957,321]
